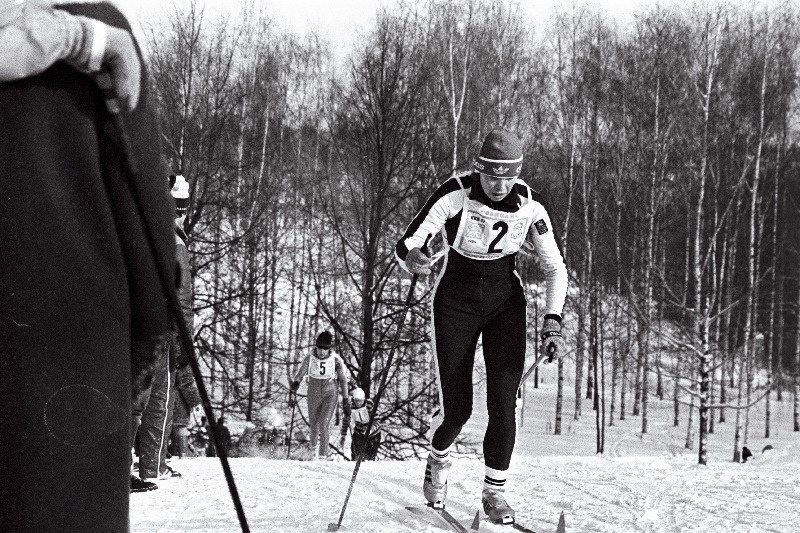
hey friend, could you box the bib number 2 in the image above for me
[488,221,508,253]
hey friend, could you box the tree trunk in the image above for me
[794,258,800,432]
[764,129,782,438]
[575,297,586,420]
[736,13,769,459]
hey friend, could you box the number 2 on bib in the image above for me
[488,221,509,254]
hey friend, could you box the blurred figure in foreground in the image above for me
[0,1,175,530]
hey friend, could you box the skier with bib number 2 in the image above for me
[395,128,568,525]
[290,331,350,460]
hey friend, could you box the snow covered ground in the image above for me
[131,363,800,532]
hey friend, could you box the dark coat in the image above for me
[0,3,174,531]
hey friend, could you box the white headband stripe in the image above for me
[477,156,523,164]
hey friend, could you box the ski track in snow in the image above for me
[131,377,800,533]
[131,448,800,533]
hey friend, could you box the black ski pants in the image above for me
[431,274,526,471]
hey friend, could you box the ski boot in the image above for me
[423,454,452,509]
[157,465,182,479]
[482,488,515,524]
[130,475,157,493]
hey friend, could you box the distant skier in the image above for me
[395,129,568,524]
[134,175,195,486]
[346,388,382,461]
[291,331,350,460]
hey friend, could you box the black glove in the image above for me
[540,315,565,362]
[289,380,300,392]
[288,396,297,408]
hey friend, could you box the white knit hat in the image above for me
[170,174,189,216]
[351,388,366,403]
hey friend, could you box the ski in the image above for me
[405,505,479,532]
[478,515,534,533]
[481,509,564,533]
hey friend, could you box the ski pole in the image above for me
[519,344,556,387]
[328,273,419,532]
[94,69,249,533]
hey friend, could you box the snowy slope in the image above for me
[132,363,800,532]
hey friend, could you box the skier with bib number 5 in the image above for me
[290,331,350,460]
[395,129,568,525]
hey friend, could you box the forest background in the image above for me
[134,0,800,467]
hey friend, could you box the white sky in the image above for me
[125,0,768,66]
[125,0,667,60]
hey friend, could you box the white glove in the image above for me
[97,23,141,110]
[405,247,431,275]
[64,18,141,111]
[0,4,141,111]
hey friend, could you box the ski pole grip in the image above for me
[547,343,556,363]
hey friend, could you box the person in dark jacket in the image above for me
[134,175,195,485]
[166,175,199,459]
[218,417,233,455]
[206,416,234,457]
[0,1,175,530]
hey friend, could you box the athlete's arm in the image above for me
[291,353,310,386]
[528,204,567,317]
[396,177,462,272]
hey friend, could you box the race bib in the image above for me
[308,354,337,380]
[454,199,534,260]
[352,406,370,424]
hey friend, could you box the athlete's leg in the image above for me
[138,338,172,479]
[481,302,526,471]
[306,382,323,454]
[317,385,338,456]
[431,300,482,451]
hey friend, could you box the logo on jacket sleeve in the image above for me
[534,219,549,235]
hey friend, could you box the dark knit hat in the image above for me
[316,331,333,349]
[473,128,523,179]
[170,174,190,217]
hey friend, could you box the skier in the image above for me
[1,1,175,530]
[290,331,351,460]
[395,128,567,524]
[347,388,383,461]
[134,175,194,486]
